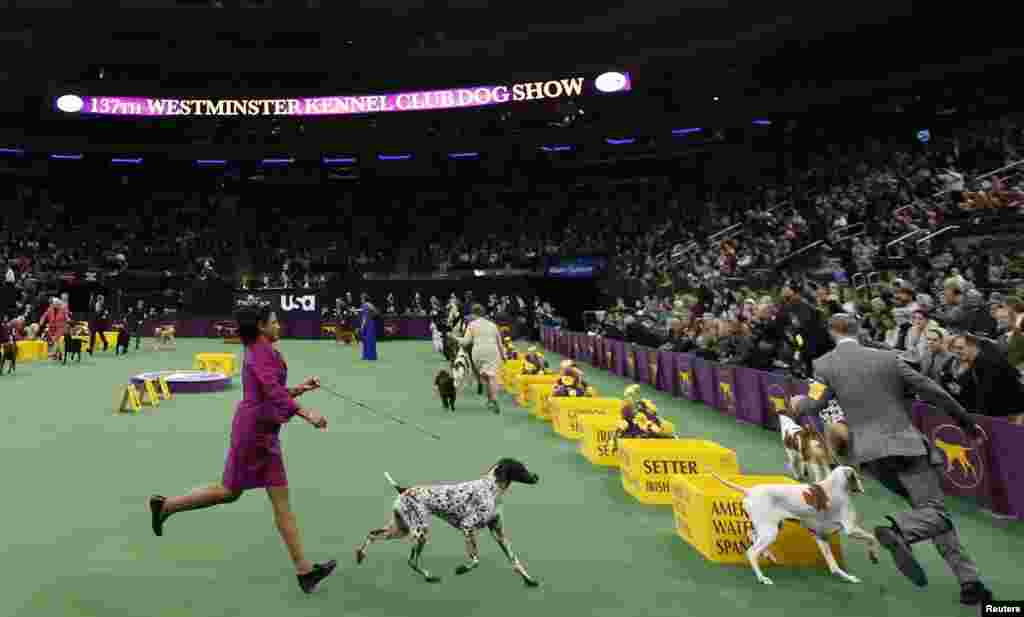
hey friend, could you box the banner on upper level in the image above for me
[54,72,631,118]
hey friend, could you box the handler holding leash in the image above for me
[454,304,507,414]
[148,306,337,594]
[789,314,992,605]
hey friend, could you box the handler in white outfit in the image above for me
[455,303,507,413]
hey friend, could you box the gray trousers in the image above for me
[862,454,979,584]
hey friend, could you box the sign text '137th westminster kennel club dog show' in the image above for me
[54,71,632,117]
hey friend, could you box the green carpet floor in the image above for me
[1,338,1019,616]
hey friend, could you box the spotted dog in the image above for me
[355,458,541,586]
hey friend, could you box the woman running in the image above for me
[148,306,337,593]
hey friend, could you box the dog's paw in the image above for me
[455,565,472,575]
[523,577,541,588]
[425,575,442,583]
[756,576,774,585]
[355,548,366,565]
[844,574,862,584]
[869,551,880,564]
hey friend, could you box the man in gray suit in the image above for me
[789,314,992,606]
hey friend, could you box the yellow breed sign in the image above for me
[671,474,843,566]
[548,398,622,440]
[579,416,677,467]
[618,439,739,505]
[528,383,557,420]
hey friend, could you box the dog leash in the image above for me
[318,383,442,441]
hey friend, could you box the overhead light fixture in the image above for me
[752,119,771,126]
[0,147,24,154]
[322,156,356,165]
[448,152,479,159]
[594,71,630,93]
[111,157,143,164]
[377,153,412,161]
[261,157,294,165]
[540,145,572,152]
[49,153,83,160]
[671,128,702,135]
[713,96,720,102]
[196,159,227,166]
[56,94,84,113]
[604,138,636,145]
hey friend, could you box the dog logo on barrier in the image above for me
[719,380,735,412]
[931,424,987,490]
[765,384,788,416]
[678,370,692,397]
[281,295,316,312]
[382,322,399,336]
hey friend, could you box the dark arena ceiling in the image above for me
[0,1,1019,158]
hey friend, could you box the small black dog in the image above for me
[0,342,15,374]
[435,369,456,411]
[63,333,84,364]
[115,326,131,356]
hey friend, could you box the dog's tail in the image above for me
[384,472,408,494]
[709,471,749,497]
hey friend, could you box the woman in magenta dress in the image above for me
[148,307,337,594]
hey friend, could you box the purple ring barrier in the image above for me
[138,317,488,340]
[540,327,1024,520]
[131,370,232,393]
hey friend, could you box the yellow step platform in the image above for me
[502,359,524,395]
[618,439,739,505]
[194,352,238,376]
[671,474,843,567]
[516,374,560,407]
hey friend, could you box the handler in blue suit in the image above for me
[359,294,378,361]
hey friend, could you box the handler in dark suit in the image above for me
[789,314,992,606]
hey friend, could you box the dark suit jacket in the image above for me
[795,339,974,465]
[955,353,1024,416]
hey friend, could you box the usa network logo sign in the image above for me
[280,295,317,313]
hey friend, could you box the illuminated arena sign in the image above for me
[54,71,631,118]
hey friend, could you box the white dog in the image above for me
[710,467,879,586]
[451,346,474,391]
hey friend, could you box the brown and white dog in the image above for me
[152,325,176,350]
[711,467,880,586]
[778,414,833,483]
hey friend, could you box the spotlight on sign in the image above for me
[56,94,84,113]
[594,72,629,93]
